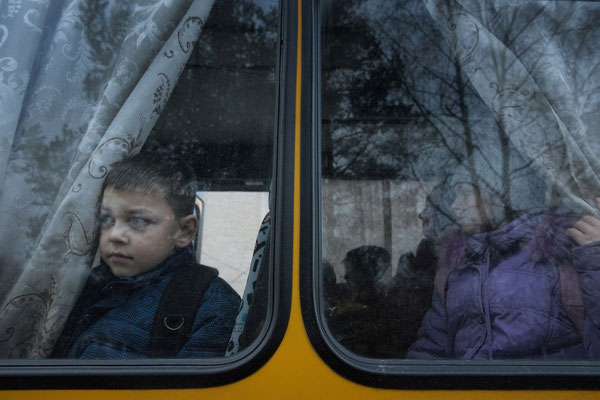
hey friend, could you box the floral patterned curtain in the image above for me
[0,0,214,359]
[424,0,600,213]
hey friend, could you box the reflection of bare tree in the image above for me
[78,0,129,98]
[9,124,81,241]
[9,0,279,244]
[322,3,423,180]
[322,0,479,181]
[10,0,279,244]
[4,0,154,246]
[144,0,277,190]
[320,0,600,361]
[322,0,574,216]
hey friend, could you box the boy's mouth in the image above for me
[108,252,133,262]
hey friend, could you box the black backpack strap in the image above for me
[149,261,218,358]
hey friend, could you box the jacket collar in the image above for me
[92,246,194,289]
[437,208,577,271]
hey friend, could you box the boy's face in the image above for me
[99,187,184,277]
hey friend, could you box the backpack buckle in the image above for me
[163,315,185,331]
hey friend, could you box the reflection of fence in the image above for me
[197,191,270,295]
[322,179,434,283]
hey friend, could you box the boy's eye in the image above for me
[129,216,150,228]
[99,214,114,226]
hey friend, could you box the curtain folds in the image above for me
[424,0,600,213]
[0,0,214,359]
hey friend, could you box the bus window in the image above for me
[0,0,278,365]
[319,0,600,366]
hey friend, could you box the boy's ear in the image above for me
[175,214,198,249]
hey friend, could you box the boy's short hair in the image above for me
[102,153,197,218]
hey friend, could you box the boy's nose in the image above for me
[107,223,129,243]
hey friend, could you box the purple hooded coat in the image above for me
[407,209,600,360]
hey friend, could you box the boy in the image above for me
[52,154,240,359]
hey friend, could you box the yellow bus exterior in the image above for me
[3,0,600,397]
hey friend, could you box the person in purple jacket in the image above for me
[407,167,600,360]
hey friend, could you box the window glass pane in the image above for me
[321,0,600,361]
[0,0,277,360]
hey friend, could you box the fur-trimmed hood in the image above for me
[437,208,578,271]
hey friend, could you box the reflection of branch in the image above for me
[329,125,378,145]
[370,18,482,165]
[330,126,373,176]
[376,19,459,92]
[392,72,465,163]
[334,145,369,176]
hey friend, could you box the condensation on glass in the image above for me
[320,0,600,361]
[0,0,277,360]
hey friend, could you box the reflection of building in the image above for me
[196,192,270,295]
[322,180,434,282]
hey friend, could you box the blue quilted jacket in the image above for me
[54,248,240,359]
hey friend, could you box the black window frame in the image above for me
[0,0,295,390]
[300,0,600,390]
